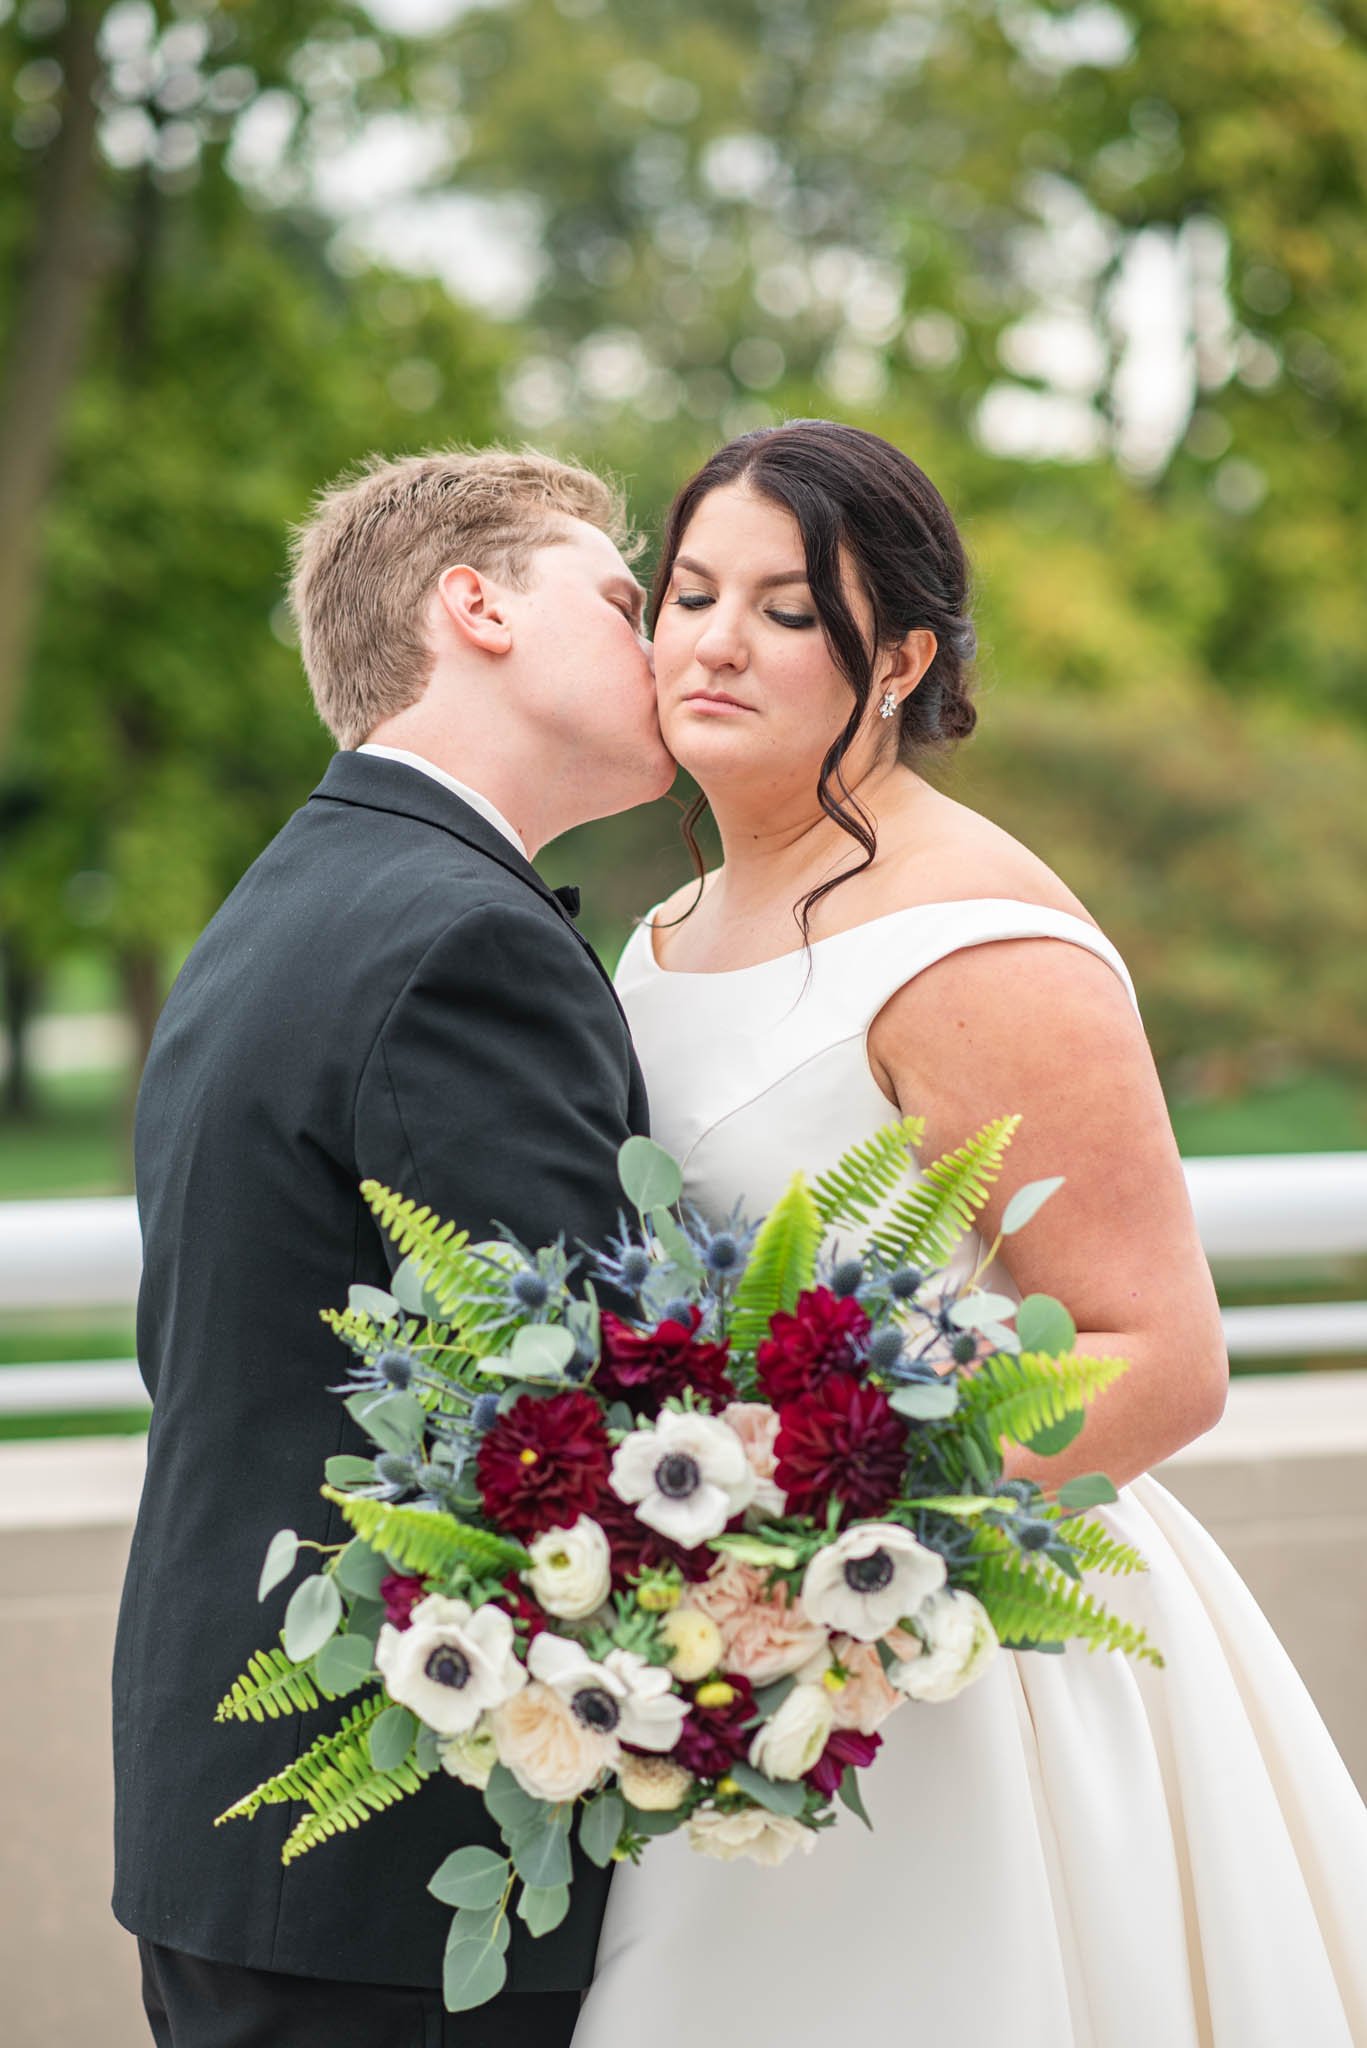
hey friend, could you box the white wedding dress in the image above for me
[572,898,1367,2048]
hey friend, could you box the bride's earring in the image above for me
[879,690,898,720]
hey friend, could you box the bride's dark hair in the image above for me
[652,418,977,937]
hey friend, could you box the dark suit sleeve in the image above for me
[354,898,636,1260]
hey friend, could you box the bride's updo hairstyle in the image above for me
[652,418,977,935]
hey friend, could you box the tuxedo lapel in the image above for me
[308,750,631,1021]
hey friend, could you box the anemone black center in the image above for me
[424,1645,471,1689]
[572,1686,621,1734]
[844,1548,895,1594]
[655,1452,701,1498]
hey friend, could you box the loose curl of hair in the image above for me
[652,419,977,941]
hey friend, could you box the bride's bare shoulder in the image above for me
[895,787,1095,925]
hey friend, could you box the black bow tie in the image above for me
[551,884,581,921]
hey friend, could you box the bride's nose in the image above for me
[694,609,748,674]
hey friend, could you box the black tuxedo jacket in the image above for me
[112,751,649,1989]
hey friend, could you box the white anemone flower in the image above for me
[375,1593,527,1736]
[609,1408,755,1547]
[888,1588,999,1702]
[800,1523,948,1642]
[528,1631,689,1755]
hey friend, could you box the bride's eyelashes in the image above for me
[670,591,817,630]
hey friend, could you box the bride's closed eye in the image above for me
[671,591,817,629]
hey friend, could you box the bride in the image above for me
[573,419,1367,2045]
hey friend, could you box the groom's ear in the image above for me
[435,564,514,656]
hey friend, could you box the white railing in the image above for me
[1,1156,1365,1417]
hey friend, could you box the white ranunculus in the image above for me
[800,1523,947,1642]
[889,1589,999,1702]
[375,1593,527,1737]
[437,1717,500,1789]
[523,1514,613,1620]
[685,1806,817,1867]
[746,1681,836,1781]
[529,1631,689,1755]
[609,1409,755,1548]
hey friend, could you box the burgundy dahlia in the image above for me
[669,1671,758,1778]
[774,1371,908,1522]
[379,1572,427,1630]
[756,1288,872,1403]
[805,1725,884,1797]
[475,1388,612,1540]
[594,1307,737,1417]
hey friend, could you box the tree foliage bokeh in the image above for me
[1,0,1364,1124]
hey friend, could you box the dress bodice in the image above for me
[615,897,1138,1276]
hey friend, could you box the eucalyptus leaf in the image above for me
[348,1283,399,1322]
[980,1321,1021,1355]
[727,1762,806,1817]
[620,1802,685,1836]
[257,1528,299,1603]
[510,1324,577,1377]
[415,1722,441,1774]
[343,1596,385,1650]
[344,1388,426,1454]
[579,1792,624,1868]
[1024,1407,1087,1457]
[888,1380,959,1421]
[947,1291,1019,1329]
[369,1703,417,1772]
[428,1846,511,1909]
[442,1934,508,2014]
[391,1255,438,1317]
[508,1812,573,1890]
[605,1401,636,1433]
[1001,1177,1065,1235]
[281,1573,343,1660]
[484,1765,547,1832]
[709,1532,800,1569]
[1057,1473,1120,1512]
[836,1764,874,1831]
[750,1674,798,1717]
[1015,1294,1078,1355]
[324,1455,377,1489]
[618,1136,683,1215]
[874,1639,899,1674]
[333,1539,388,1599]
[517,1883,571,1936]
[649,1205,703,1276]
[313,1631,375,1695]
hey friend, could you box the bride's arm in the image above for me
[867,936,1228,1492]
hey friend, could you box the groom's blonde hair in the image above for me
[288,446,636,749]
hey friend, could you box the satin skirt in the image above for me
[573,1477,1367,2048]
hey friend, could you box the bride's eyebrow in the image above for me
[674,553,810,590]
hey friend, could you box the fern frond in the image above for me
[214,1644,337,1724]
[1059,1515,1149,1578]
[957,1349,1128,1449]
[359,1183,515,1355]
[321,1486,530,1578]
[811,1117,925,1231]
[729,1174,823,1356]
[972,1549,1163,1666]
[870,1115,1020,1269]
[216,1693,390,1825]
[280,1744,428,1862]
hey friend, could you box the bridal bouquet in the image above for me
[216,1114,1160,2012]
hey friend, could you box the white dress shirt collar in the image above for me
[355,744,527,857]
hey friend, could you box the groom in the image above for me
[111,448,674,2046]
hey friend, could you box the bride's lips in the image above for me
[680,691,755,714]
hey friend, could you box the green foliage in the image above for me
[811,1117,925,1232]
[728,1173,823,1356]
[216,1691,432,1864]
[213,1643,338,1725]
[216,1691,387,1823]
[358,1183,515,1354]
[957,1350,1130,1451]
[321,1484,531,1579]
[973,1550,1164,1668]
[1061,1517,1151,1580]
[870,1117,1020,1269]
